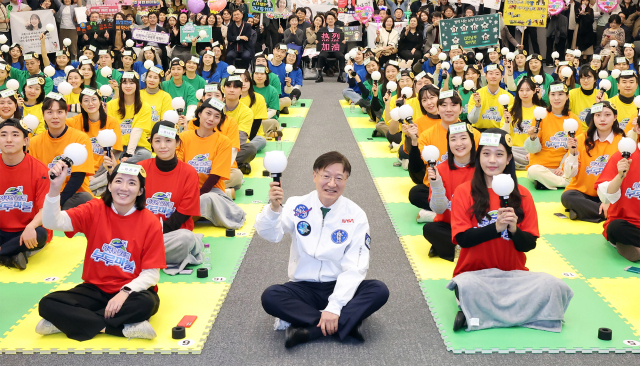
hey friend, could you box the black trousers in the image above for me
[409,183,430,210]
[561,189,604,223]
[606,219,640,248]
[386,130,402,144]
[546,36,567,64]
[523,27,540,55]
[398,49,423,64]
[39,283,160,341]
[226,49,252,68]
[317,51,345,72]
[423,221,454,261]
[261,280,389,341]
[0,226,47,257]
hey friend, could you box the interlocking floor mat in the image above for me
[0,99,312,355]
[340,100,640,353]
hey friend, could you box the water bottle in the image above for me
[454,245,461,263]
[275,136,282,151]
[350,101,355,113]
[203,243,211,269]
[291,96,297,106]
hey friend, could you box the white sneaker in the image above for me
[401,159,409,171]
[122,320,157,340]
[417,209,437,223]
[273,317,291,331]
[390,142,400,152]
[35,319,61,335]
[225,188,236,200]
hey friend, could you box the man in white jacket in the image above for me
[256,151,389,348]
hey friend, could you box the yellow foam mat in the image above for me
[339,99,350,107]
[0,237,86,284]
[193,203,263,238]
[516,170,527,179]
[359,141,397,158]
[522,237,579,279]
[281,128,299,141]
[587,278,640,336]
[283,108,308,118]
[374,177,414,203]
[0,282,228,354]
[246,158,265,178]
[348,117,376,129]
[535,202,603,235]
[401,235,455,280]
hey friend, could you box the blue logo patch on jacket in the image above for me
[331,229,348,244]
[293,204,312,219]
[297,221,311,236]
[364,234,371,250]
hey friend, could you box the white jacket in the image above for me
[255,191,371,316]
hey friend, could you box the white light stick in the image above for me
[43,23,55,35]
[43,65,55,77]
[344,65,353,74]
[371,71,381,86]
[163,110,179,124]
[6,79,19,90]
[422,145,440,168]
[62,38,71,47]
[0,35,7,44]
[99,84,112,103]
[438,53,447,61]
[49,143,88,180]
[172,97,185,116]
[100,66,113,80]
[533,106,548,133]
[126,39,135,48]
[227,65,236,75]
[463,79,476,92]
[390,107,401,122]
[196,89,204,100]
[267,54,274,61]
[506,52,515,61]
[345,53,351,61]
[387,81,397,92]
[78,55,87,62]
[430,47,438,56]
[611,69,621,79]
[560,67,573,79]
[610,40,618,48]
[22,114,39,132]
[399,104,414,124]
[573,49,582,58]
[498,94,510,112]
[501,47,509,55]
[285,64,293,75]
[1,45,8,53]
[599,70,609,79]
[563,118,579,139]
[64,65,73,75]
[475,52,484,61]
[401,87,413,98]
[198,30,207,40]
[57,81,73,96]
[144,60,154,69]
[96,129,117,167]
[349,48,358,59]
[441,61,450,70]
[533,74,543,85]
[599,79,612,92]
[452,76,462,87]
[492,174,515,207]
[619,137,637,159]
[551,51,559,59]
[263,150,288,183]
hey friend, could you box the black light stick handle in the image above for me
[104,146,113,170]
[428,162,437,181]
[271,173,282,186]
[501,196,509,208]
[49,157,73,180]
[535,119,541,133]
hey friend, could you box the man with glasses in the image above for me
[255,151,389,348]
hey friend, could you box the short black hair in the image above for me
[296,8,306,14]
[313,151,351,176]
[42,97,67,114]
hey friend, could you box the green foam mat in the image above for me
[0,283,57,339]
[386,202,423,237]
[278,116,305,128]
[366,158,412,178]
[352,128,382,142]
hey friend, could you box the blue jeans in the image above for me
[342,88,362,104]
[250,136,266,152]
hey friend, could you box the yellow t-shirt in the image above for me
[64,92,80,106]
[240,94,267,137]
[388,95,424,125]
[568,88,608,131]
[22,103,45,135]
[468,86,514,129]
[106,100,153,151]
[608,95,638,133]
[509,106,536,147]
[225,101,254,136]
[140,89,173,124]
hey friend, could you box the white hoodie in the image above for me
[254,191,371,316]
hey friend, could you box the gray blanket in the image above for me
[446,268,574,332]
[200,188,246,229]
[163,229,204,275]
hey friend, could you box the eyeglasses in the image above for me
[319,174,346,184]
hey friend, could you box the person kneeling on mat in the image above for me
[0,119,49,270]
[596,119,640,262]
[256,151,389,348]
[449,129,573,332]
[38,162,166,341]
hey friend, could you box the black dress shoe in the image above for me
[238,163,251,175]
[534,180,549,190]
[337,72,346,83]
[281,106,290,114]
[349,321,365,342]
[453,310,467,331]
[284,327,310,348]
[428,246,437,258]
[316,73,324,83]
[326,69,335,77]
[371,129,379,137]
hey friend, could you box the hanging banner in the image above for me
[88,4,121,14]
[438,13,500,51]
[461,0,501,10]
[132,0,160,6]
[180,24,213,43]
[503,0,549,27]
[10,10,60,54]
[342,25,362,42]
[132,29,171,44]
[338,0,372,24]
[250,0,273,13]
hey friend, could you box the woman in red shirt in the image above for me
[37,161,166,341]
[423,121,477,261]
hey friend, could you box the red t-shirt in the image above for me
[0,154,49,232]
[450,181,539,278]
[430,163,475,224]
[138,159,201,231]
[595,149,640,239]
[65,199,167,294]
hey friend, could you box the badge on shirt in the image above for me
[331,229,348,244]
[297,221,311,236]
[293,204,312,219]
[479,133,501,146]
[364,233,371,250]
[158,125,177,139]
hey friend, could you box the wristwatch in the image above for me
[121,286,132,294]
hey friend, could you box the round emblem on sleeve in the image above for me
[331,229,348,244]
[296,221,311,236]
[293,204,312,219]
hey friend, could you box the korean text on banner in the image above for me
[132,29,171,44]
[180,24,213,43]
[10,10,60,54]
[438,13,500,51]
[503,0,549,27]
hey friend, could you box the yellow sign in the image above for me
[503,0,549,27]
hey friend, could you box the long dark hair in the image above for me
[79,89,108,132]
[193,98,226,132]
[197,50,218,76]
[560,65,576,89]
[21,80,45,105]
[524,54,548,79]
[470,128,524,223]
[240,70,256,107]
[584,102,625,156]
[546,80,570,115]
[418,85,439,115]
[446,124,476,170]
[80,63,98,88]
[8,45,25,70]
[0,93,22,120]
[102,163,146,211]
[510,77,545,132]
[117,74,143,119]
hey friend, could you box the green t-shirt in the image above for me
[254,84,280,120]
[161,79,198,115]
[96,67,122,88]
[268,72,281,97]
[182,74,206,93]
[10,68,53,96]
[458,87,473,121]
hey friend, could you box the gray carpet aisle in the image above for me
[0,81,634,366]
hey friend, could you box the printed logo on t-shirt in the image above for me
[477,210,510,240]
[0,186,33,213]
[462,104,468,114]
[437,153,448,165]
[544,131,568,149]
[90,137,104,155]
[586,155,609,176]
[481,106,501,123]
[619,118,631,131]
[53,76,65,88]
[121,119,133,135]
[150,106,159,123]
[512,119,532,135]
[90,238,136,274]
[579,108,590,123]
[625,182,640,199]
[146,192,176,218]
[188,154,213,174]
[48,156,72,175]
